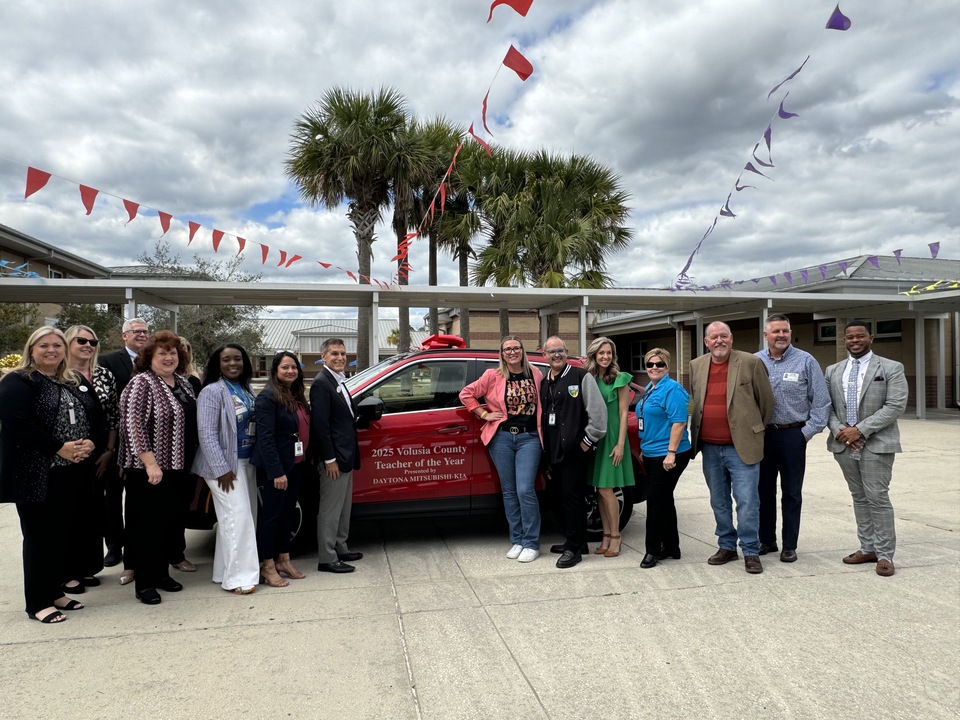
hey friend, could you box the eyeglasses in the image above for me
[646,361,667,369]
[502,346,523,354]
[128,329,148,335]
[74,337,99,347]
[545,348,567,357]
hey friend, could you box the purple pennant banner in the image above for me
[744,162,771,179]
[838,261,849,274]
[800,269,809,283]
[735,176,756,192]
[868,255,880,268]
[752,143,775,168]
[752,278,761,284]
[826,5,852,31]
[720,193,736,217]
[778,94,799,119]
[769,275,778,286]
[893,249,902,265]
[784,271,793,285]
[819,265,828,279]
[767,55,810,100]
[929,241,940,258]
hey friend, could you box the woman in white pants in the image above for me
[192,344,260,594]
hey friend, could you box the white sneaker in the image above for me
[517,548,540,563]
[506,544,523,559]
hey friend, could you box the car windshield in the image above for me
[345,355,402,392]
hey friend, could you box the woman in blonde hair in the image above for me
[63,324,117,591]
[460,336,544,562]
[585,337,635,557]
[0,327,96,623]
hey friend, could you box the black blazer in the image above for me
[249,384,302,479]
[99,348,135,395]
[309,368,360,472]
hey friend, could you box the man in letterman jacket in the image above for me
[540,336,606,570]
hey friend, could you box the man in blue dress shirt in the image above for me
[755,314,830,563]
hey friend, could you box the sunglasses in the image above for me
[646,361,667,369]
[74,337,99,347]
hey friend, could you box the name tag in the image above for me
[548,413,556,426]
[783,372,800,382]
[247,421,256,437]
[294,441,304,458]
[638,418,644,432]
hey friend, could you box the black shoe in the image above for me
[136,588,161,605]
[656,548,681,560]
[317,561,355,574]
[780,549,798,563]
[556,550,582,569]
[337,551,363,562]
[103,546,122,567]
[759,542,779,556]
[61,582,85,595]
[640,553,658,569]
[158,577,183,592]
[550,543,589,555]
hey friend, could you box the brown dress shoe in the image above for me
[707,548,738,565]
[744,556,763,574]
[875,559,895,577]
[842,550,878,565]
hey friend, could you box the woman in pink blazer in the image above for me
[460,337,543,563]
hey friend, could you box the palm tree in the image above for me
[472,150,633,337]
[287,86,412,369]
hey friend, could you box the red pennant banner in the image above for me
[188,221,200,244]
[260,244,270,265]
[346,270,357,282]
[236,236,246,256]
[482,90,493,136]
[123,199,140,223]
[487,0,533,23]
[24,167,52,199]
[440,182,447,213]
[277,250,288,267]
[468,123,493,157]
[503,45,534,81]
[79,185,99,215]
[318,261,331,269]
[285,254,302,268]
[158,212,172,236]
[212,229,224,252]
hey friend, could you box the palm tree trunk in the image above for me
[547,314,560,340]
[458,243,470,345]
[350,204,377,370]
[498,309,510,338]
[428,231,439,335]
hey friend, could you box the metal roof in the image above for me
[259,317,428,355]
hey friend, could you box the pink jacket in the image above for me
[459,367,544,447]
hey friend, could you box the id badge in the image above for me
[247,421,256,437]
[294,441,304,458]
[638,418,644,432]
[68,405,76,425]
[548,413,556,426]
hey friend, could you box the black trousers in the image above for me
[642,450,691,555]
[256,462,303,561]
[17,498,65,616]
[548,447,590,551]
[125,467,189,592]
[103,461,125,553]
[759,426,807,551]
[55,459,104,581]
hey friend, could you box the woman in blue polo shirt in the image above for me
[637,348,691,569]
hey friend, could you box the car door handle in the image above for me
[437,425,470,434]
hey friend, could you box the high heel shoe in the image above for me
[594,533,612,554]
[275,554,305,579]
[604,534,622,558]
[259,560,289,588]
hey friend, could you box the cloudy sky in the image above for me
[1,0,957,316]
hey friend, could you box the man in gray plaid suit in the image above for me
[825,320,908,577]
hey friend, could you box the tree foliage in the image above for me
[55,303,125,351]
[0,302,41,355]
[134,241,265,369]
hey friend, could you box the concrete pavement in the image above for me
[1,416,957,719]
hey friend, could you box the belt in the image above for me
[766,421,805,430]
[500,426,531,435]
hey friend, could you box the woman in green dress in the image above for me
[586,337,635,557]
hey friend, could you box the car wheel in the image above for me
[584,486,633,540]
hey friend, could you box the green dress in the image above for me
[591,372,636,489]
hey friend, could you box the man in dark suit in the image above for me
[98,317,149,569]
[690,321,774,574]
[825,320,908,577]
[310,338,362,574]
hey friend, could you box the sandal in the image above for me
[259,560,289,588]
[604,534,622,558]
[32,608,67,624]
[230,586,256,595]
[275,554,305,580]
[54,598,85,611]
[594,533,612,554]
[61,580,85,595]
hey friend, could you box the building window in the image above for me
[48,269,64,279]
[816,322,837,343]
[874,319,902,339]
[630,341,647,372]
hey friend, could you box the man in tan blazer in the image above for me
[690,322,774,574]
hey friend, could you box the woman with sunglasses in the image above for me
[585,337,635,557]
[460,336,543,562]
[251,351,309,586]
[63,325,118,592]
[637,348,692,569]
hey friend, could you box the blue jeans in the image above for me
[488,431,542,549]
[701,443,761,556]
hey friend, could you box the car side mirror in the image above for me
[356,395,384,428]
